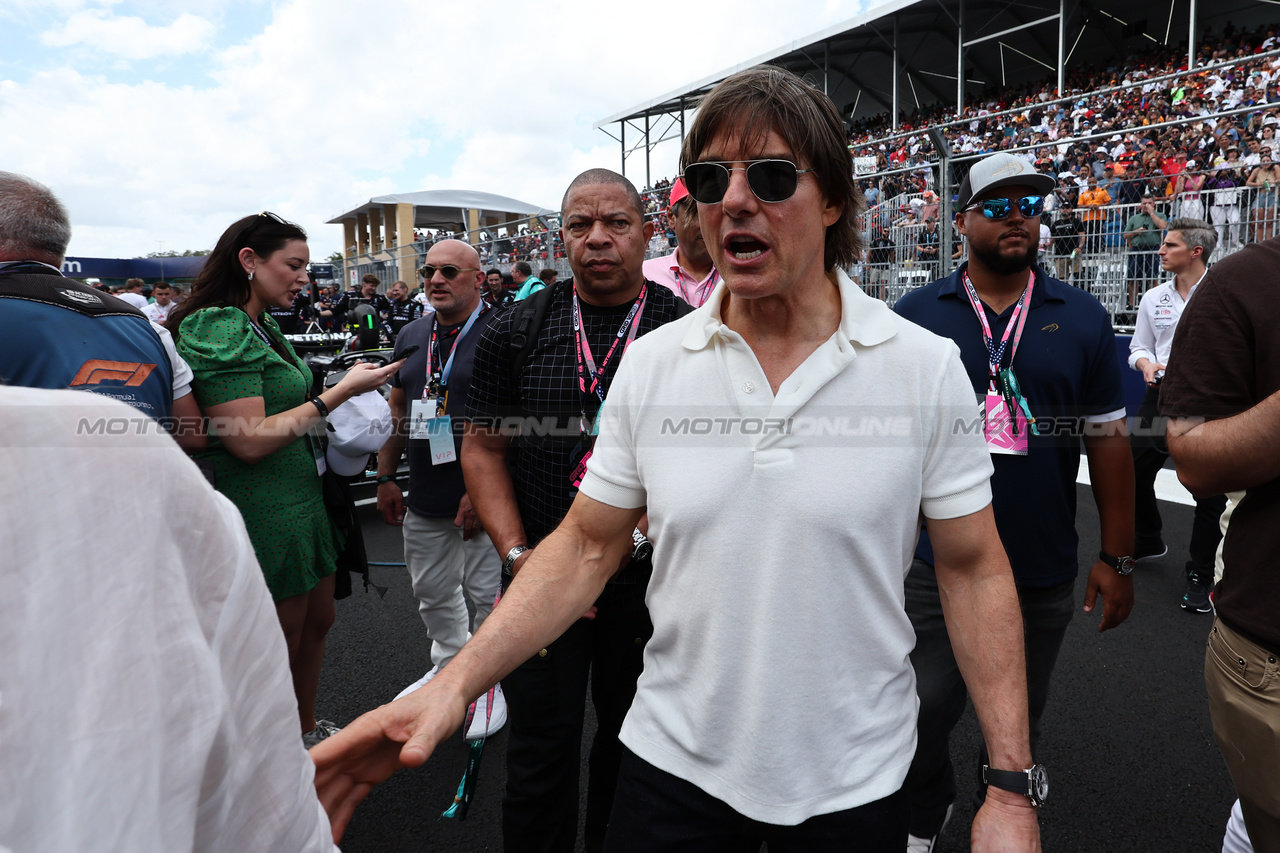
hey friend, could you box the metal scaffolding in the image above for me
[596,0,1272,188]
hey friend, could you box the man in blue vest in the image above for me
[0,171,202,449]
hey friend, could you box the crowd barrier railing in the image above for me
[854,183,1274,329]
[846,47,1280,167]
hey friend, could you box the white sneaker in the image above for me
[464,682,508,739]
[906,804,953,852]
[394,665,439,701]
[906,833,938,853]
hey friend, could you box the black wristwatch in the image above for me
[983,763,1049,807]
[1099,551,1136,576]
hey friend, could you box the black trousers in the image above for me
[604,748,908,853]
[501,576,652,853]
[902,558,1075,838]
[1130,384,1227,577]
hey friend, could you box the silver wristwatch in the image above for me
[502,545,530,580]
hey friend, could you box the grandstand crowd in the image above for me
[839,21,1280,314]
[3,34,1279,853]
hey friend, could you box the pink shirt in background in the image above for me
[642,250,719,307]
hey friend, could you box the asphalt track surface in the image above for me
[317,485,1235,852]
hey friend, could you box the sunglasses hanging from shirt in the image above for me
[961,271,1040,455]
[681,159,817,205]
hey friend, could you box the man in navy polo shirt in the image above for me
[895,151,1135,850]
[374,239,506,739]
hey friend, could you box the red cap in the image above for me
[669,176,690,209]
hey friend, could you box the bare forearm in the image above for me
[1083,423,1135,556]
[377,393,407,477]
[224,381,362,461]
[1168,390,1280,494]
[208,400,326,463]
[930,509,1032,771]
[939,561,1032,770]
[432,505,638,704]
[461,432,529,559]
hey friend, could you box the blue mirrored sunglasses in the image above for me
[965,196,1045,220]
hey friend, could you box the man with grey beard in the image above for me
[894,151,1134,850]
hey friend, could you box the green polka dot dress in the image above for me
[178,306,340,601]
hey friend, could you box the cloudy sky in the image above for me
[1,0,861,260]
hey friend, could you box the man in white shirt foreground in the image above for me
[312,65,1041,851]
[0,386,336,853]
[1128,218,1228,611]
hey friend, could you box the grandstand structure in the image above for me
[599,0,1269,183]
[597,1,1280,328]
[329,186,681,290]
[328,189,556,288]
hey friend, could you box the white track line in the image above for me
[1076,453,1194,506]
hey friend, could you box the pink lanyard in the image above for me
[961,271,1035,392]
[676,267,719,307]
[572,283,648,406]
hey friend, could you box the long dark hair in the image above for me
[167,212,307,338]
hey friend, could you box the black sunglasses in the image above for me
[964,196,1046,220]
[239,210,289,242]
[682,159,817,205]
[421,264,479,280]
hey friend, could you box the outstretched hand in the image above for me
[310,684,467,842]
[336,358,406,398]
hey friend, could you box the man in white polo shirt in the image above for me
[313,66,1040,852]
[1129,217,1227,612]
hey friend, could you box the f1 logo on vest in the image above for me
[70,360,157,387]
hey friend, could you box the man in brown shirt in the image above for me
[1160,236,1280,850]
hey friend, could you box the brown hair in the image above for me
[166,213,307,336]
[680,65,863,271]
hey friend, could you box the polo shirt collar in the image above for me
[681,267,899,351]
[935,262,1068,312]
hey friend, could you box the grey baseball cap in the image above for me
[957,152,1057,210]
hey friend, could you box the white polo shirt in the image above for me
[0,387,336,852]
[1128,273,1204,371]
[579,269,993,824]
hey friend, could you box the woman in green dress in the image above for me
[168,213,403,745]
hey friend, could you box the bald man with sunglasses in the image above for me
[895,151,1134,850]
[375,239,507,741]
[314,70,1039,852]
